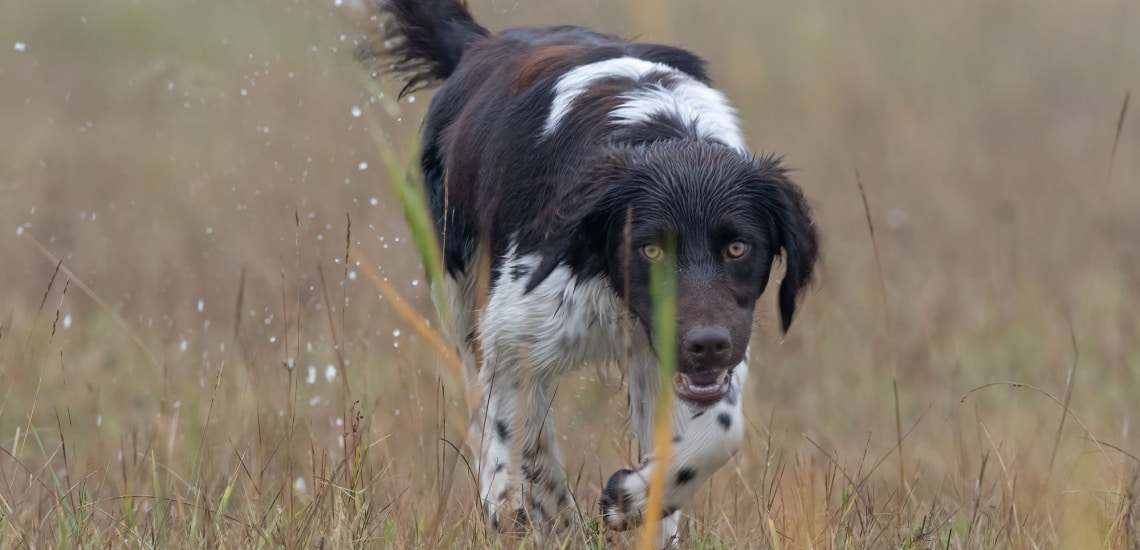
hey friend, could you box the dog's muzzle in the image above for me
[674,368,732,404]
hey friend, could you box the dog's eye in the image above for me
[641,244,664,262]
[725,241,749,259]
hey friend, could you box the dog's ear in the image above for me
[525,155,635,293]
[525,222,588,293]
[752,156,819,333]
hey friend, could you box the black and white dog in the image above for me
[360,0,818,544]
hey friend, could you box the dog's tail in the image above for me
[357,0,490,98]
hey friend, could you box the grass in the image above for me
[1,0,1139,547]
[643,236,679,549]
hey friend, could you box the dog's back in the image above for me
[361,1,746,281]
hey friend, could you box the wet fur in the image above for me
[359,0,819,543]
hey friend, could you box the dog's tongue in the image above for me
[684,370,722,387]
[674,370,731,403]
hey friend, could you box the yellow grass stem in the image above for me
[218,476,236,515]
[639,239,677,550]
[348,246,461,382]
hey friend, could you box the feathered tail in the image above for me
[356,0,490,98]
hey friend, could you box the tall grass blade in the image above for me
[639,237,677,550]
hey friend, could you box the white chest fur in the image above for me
[478,251,646,379]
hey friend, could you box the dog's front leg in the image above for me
[470,351,577,534]
[602,357,749,546]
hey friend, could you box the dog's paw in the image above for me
[484,482,578,535]
[483,481,528,534]
[485,500,533,534]
[600,465,683,539]
[600,467,646,530]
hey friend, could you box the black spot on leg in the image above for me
[672,435,683,443]
[547,478,562,496]
[496,419,510,442]
[498,489,509,501]
[692,410,705,419]
[491,514,501,531]
[509,263,531,281]
[675,468,696,485]
[523,462,544,484]
[717,412,732,430]
[494,462,505,474]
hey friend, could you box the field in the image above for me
[1,0,1138,547]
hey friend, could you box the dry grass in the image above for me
[1,0,1138,547]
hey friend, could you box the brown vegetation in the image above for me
[0,0,1136,547]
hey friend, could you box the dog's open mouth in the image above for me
[674,369,732,404]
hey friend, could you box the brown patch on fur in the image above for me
[516,45,584,93]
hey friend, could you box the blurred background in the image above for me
[1,0,1137,547]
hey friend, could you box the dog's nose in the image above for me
[681,326,732,368]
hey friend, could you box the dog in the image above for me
[358,0,819,544]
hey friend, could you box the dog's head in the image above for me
[528,141,818,403]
